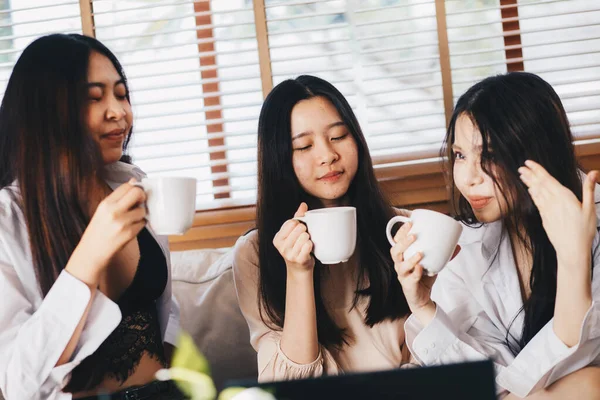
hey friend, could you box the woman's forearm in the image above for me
[280,269,320,364]
[554,253,592,347]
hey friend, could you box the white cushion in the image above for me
[170,248,230,283]
[170,248,257,390]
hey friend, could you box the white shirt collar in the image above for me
[104,161,146,189]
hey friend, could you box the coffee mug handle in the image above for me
[293,216,307,223]
[386,215,411,246]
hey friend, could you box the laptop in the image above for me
[227,360,497,400]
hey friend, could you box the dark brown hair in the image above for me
[442,72,582,352]
[0,34,132,296]
[256,75,409,348]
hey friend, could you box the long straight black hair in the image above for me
[442,72,583,352]
[256,75,409,348]
[0,34,132,297]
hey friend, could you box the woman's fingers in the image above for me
[105,179,139,203]
[297,240,314,262]
[294,202,308,218]
[520,166,550,211]
[412,264,425,282]
[393,221,412,243]
[124,204,146,224]
[290,231,311,259]
[283,223,307,248]
[390,222,415,263]
[274,220,301,247]
[395,251,423,279]
[524,160,555,184]
[520,161,561,195]
[115,184,146,213]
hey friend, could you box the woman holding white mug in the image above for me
[394,72,600,399]
[0,34,182,399]
[233,76,414,382]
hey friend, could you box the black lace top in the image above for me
[64,227,168,393]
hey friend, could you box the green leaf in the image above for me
[161,367,216,400]
[172,331,211,375]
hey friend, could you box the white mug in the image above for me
[294,206,357,264]
[134,177,197,235]
[386,209,463,276]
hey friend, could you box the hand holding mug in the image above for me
[387,209,462,324]
[391,221,437,317]
[134,176,197,235]
[273,202,315,273]
[386,209,462,276]
[66,179,147,285]
[293,206,357,264]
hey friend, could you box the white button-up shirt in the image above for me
[405,194,600,398]
[0,162,180,400]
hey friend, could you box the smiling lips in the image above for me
[319,171,343,182]
[468,196,492,210]
[102,128,126,141]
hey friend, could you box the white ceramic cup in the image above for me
[294,206,357,264]
[134,177,197,235]
[386,209,463,276]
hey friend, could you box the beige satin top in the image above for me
[232,230,411,382]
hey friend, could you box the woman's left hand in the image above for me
[519,160,599,265]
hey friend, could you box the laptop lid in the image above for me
[227,360,497,400]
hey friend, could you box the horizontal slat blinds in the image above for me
[92,0,262,209]
[0,0,599,215]
[266,0,447,165]
[446,0,600,141]
[518,0,600,139]
[0,1,82,93]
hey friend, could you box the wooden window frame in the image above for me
[79,0,600,249]
[194,1,230,200]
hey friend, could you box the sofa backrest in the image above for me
[170,248,257,391]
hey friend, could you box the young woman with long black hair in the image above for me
[0,34,181,399]
[233,75,412,381]
[394,72,600,399]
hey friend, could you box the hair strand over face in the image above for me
[442,72,584,353]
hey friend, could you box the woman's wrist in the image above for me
[411,300,437,326]
[65,244,105,287]
[556,250,592,277]
[286,266,314,284]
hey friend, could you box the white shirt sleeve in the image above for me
[0,262,120,400]
[404,265,515,397]
[496,233,600,397]
[405,234,600,398]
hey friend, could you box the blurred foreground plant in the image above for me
[155,332,275,400]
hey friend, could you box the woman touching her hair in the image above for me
[394,72,600,399]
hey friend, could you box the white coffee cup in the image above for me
[386,209,463,276]
[294,206,357,264]
[134,177,197,235]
